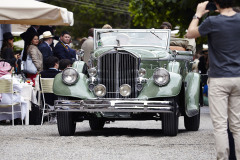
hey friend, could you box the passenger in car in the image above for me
[160,22,196,53]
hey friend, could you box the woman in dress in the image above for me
[26,33,43,86]
[0,32,17,67]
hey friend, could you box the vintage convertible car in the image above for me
[53,29,202,136]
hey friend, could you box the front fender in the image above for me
[72,61,87,73]
[185,72,201,117]
[138,72,182,99]
[53,73,94,99]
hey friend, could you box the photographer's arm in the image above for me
[185,1,209,39]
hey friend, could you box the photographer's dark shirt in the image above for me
[199,13,240,78]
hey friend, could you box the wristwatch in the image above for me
[193,15,200,20]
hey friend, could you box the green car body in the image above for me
[53,29,201,136]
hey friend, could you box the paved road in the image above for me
[0,106,215,160]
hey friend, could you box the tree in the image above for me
[44,0,131,43]
[129,0,240,37]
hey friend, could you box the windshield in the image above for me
[94,29,171,51]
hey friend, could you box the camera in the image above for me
[206,2,217,11]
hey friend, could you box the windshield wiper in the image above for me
[150,31,162,40]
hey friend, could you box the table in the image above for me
[21,83,38,125]
[0,77,38,125]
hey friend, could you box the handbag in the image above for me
[23,55,37,74]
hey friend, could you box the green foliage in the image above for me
[45,0,130,39]
[129,0,240,45]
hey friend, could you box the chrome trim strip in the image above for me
[55,100,174,113]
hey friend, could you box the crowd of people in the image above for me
[0,24,111,124]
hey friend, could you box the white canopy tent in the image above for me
[0,0,74,26]
[0,0,74,48]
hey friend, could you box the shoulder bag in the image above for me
[23,54,37,74]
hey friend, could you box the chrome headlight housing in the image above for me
[119,84,131,97]
[62,68,79,85]
[94,84,106,97]
[153,68,170,86]
[138,68,146,77]
[88,67,97,77]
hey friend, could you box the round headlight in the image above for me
[62,68,79,85]
[153,68,170,86]
[94,84,106,97]
[138,68,146,77]
[88,67,97,77]
[119,84,131,97]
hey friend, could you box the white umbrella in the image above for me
[0,0,74,26]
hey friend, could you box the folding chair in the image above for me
[39,76,55,125]
[0,78,23,126]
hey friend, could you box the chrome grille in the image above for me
[98,50,139,98]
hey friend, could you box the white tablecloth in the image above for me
[0,78,37,125]
[21,83,38,125]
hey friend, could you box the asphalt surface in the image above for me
[0,106,215,160]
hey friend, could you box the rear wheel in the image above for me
[162,98,179,136]
[57,112,76,136]
[184,87,201,131]
[184,108,200,131]
[89,118,105,130]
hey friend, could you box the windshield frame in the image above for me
[94,29,171,52]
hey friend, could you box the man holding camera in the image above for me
[186,0,240,159]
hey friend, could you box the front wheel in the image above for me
[162,98,179,136]
[57,112,76,136]
[162,113,179,136]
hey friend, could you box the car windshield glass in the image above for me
[95,29,170,51]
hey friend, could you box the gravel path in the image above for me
[0,106,215,160]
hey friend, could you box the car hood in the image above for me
[93,47,169,59]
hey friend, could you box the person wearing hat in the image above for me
[0,61,28,123]
[25,33,43,86]
[38,31,54,69]
[0,32,17,67]
[20,25,40,61]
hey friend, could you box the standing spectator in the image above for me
[198,48,208,74]
[20,25,39,61]
[81,28,94,66]
[26,33,43,86]
[54,31,76,62]
[186,1,240,159]
[203,84,208,106]
[79,37,87,48]
[198,48,209,85]
[37,25,58,49]
[38,31,54,69]
[0,32,16,67]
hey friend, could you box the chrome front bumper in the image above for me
[54,100,175,113]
